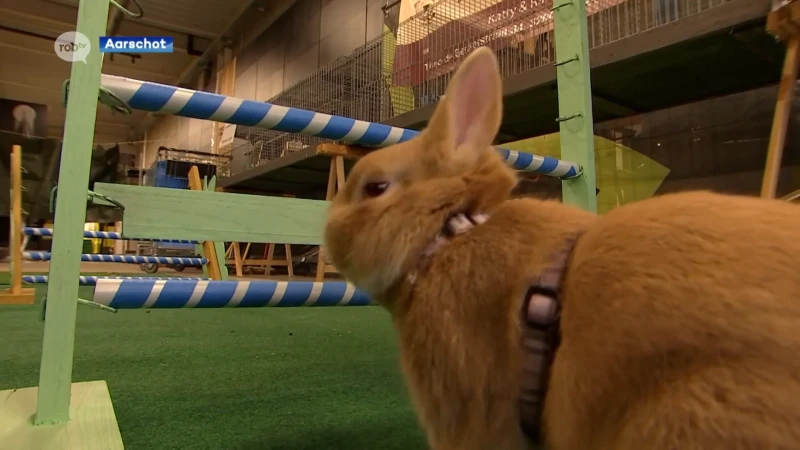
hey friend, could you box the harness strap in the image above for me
[519,234,581,442]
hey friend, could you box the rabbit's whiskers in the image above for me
[407,212,489,285]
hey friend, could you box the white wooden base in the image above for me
[0,381,124,449]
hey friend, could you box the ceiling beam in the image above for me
[36,0,219,38]
[0,3,213,53]
[106,0,129,36]
[0,79,61,95]
[236,0,298,50]
[0,41,179,83]
[591,92,638,117]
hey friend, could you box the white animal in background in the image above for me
[12,104,37,137]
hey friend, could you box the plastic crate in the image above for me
[146,171,189,189]
[156,175,189,189]
[144,160,207,190]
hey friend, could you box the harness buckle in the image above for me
[523,285,561,330]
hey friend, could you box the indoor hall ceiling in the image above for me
[0,0,296,145]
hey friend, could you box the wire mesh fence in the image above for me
[226,0,734,177]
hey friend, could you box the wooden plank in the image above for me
[232,242,243,277]
[316,156,344,281]
[768,1,800,41]
[783,188,800,201]
[93,183,329,244]
[285,244,294,278]
[213,50,236,156]
[762,36,800,198]
[225,259,291,266]
[0,289,36,305]
[315,143,371,160]
[0,381,123,450]
[205,175,229,281]
[264,243,276,275]
[334,156,346,188]
[1,146,35,305]
[9,146,24,294]
[188,167,222,280]
[35,0,110,425]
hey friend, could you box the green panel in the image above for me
[553,0,598,213]
[93,183,329,244]
[35,0,111,425]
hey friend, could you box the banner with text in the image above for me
[392,0,622,86]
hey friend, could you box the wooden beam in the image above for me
[232,242,243,277]
[782,187,800,201]
[213,50,236,156]
[316,156,346,281]
[285,244,294,278]
[762,36,800,198]
[0,381,123,449]
[1,145,35,305]
[188,167,223,280]
[35,0,111,424]
[768,1,800,42]
[93,183,329,244]
[315,143,372,160]
[591,93,637,117]
[224,258,291,266]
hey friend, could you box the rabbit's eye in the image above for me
[363,182,389,198]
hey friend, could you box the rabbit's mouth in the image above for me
[428,212,489,254]
[408,212,489,284]
[441,212,489,237]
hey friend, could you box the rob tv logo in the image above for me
[54,31,91,63]
[54,32,174,63]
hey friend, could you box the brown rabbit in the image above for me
[324,46,800,450]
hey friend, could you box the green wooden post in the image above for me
[35,0,110,425]
[553,0,598,213]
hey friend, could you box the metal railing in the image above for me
[224,0,733,178]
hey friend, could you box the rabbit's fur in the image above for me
[323,47,800,450]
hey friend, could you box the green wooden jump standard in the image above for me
[553,0,598,213]
[0,1,126,448]
[37,0,109,423]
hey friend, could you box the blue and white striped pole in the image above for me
[92,279,375,309]
[23,275,210,286]
[23,227,198,244]
[23,252,207,266]
[99,74,581,178]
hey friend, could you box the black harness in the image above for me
[519,235,581,443]
[409,214,580,444]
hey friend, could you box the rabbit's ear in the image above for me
[426,47,502,163]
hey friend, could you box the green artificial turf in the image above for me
[0,273,427,449]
